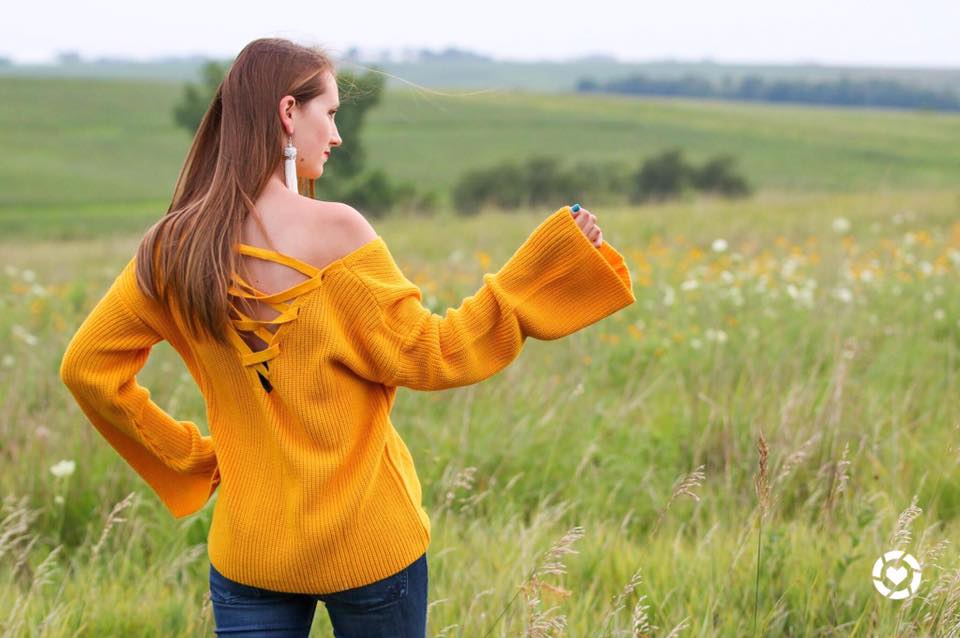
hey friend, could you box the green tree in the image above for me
[173,60,229,133]
[629,148,694,203]
[691,154,751,197]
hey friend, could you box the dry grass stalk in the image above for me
[91,491,137,561]
[775,433,821,485]
[0,494,38,565]
[523,594,567,638]
[672,466,706,504]
[597,568,659,637]
[444,466,477,508]
[651,465,706,536]
[533,526,584,583]
[482,526,583,638]
[824,442,851,514]
[662,617,691,637]
[920,539,951,571]
[825,338,857,429]
[753,429,771,638]
[520,526,583,638]
[630,591,655,637]
[3,543,63,637]
[755,430,771,519]
[918,567,960,634]
[890,494,922,550]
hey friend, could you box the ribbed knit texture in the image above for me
[59,205,636,594]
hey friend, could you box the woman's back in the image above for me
[234,194,375,352]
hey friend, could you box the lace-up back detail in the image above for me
[227,244,327,393]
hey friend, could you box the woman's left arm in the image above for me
[59,258,219,519]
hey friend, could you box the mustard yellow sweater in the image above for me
[59,205,635,594]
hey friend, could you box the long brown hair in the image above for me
[134,38,336,346]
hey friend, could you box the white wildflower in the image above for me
[933,309,946,321]
[21,269,36,282]
[3,265,18,277]
[832,217,851,234]
[54,495,65,505]
[720,270,735,284]
[50,459,76,478]
[711,238,728,253]
[680,279,699,291]
[860,269,874,283]
[787,284,814,307]
[11,325,39,346]
[662,285,676,307]
[923,291,934,304]
[728,288,745,306]
[705,328,728,343]
[833,288,853,304]
[920,261,933,276]
[690,338,702,350]
[1,354,13,368]
[781,257,800,279]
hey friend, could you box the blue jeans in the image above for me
[209,553,428,637]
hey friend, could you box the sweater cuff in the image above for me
[490,206,635,340]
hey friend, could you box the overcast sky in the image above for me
[4,0,959,67]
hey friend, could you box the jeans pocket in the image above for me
[209,563,272,604]
[320,565,409,612]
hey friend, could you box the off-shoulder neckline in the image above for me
[233,235,385,297]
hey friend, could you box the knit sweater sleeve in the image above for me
[333,205,635,390]
[58,257,220,519]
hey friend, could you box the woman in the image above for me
[59,37,635,637]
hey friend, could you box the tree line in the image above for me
[576,74,960,111]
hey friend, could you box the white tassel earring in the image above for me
[283,136,298,193]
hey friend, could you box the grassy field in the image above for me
[1,74,959,235]
[1,75,960,636]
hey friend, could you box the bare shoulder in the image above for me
[324,201,378,243]
[304,200,378,263]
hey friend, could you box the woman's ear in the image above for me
[279,96,296,136]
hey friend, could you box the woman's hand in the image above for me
[571,206,603,248]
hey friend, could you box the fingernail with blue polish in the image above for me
[571,203,581,212]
